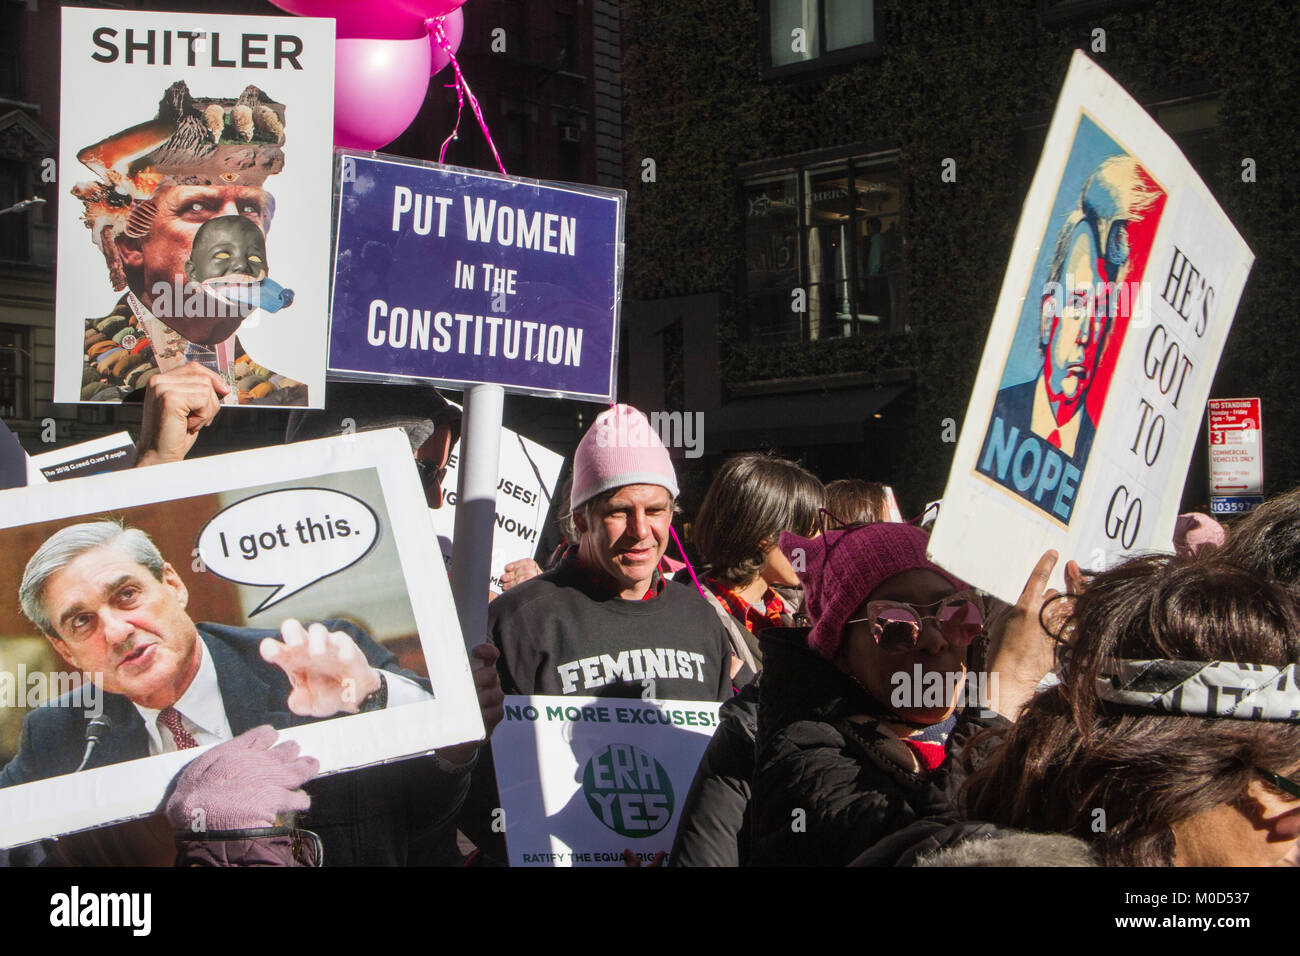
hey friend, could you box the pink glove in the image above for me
[164,725,319,832]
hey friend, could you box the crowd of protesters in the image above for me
[3,362,1299,868]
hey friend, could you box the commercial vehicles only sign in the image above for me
[1208,397,1262,514]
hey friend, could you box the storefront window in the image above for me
[743,153,903,343]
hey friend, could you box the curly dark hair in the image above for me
[1220,486,1300,587]
[961,553,1300,866]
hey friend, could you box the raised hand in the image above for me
[135,361,231,467]
[259,619,381,717]
[986,550,1071,721]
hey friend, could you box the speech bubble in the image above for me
[197,488,380,615]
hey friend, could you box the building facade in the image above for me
[619,0,1292,517]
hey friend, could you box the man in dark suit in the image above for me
[2,520,471,865]
[989,375,1098,467]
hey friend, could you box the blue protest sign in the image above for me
[328,152,624,403]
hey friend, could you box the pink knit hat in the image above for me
[780,523,967,660]
[570,404,679,511]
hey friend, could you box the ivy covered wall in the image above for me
[620,0,1298,513]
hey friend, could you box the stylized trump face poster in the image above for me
[55,8,334,408]
[0,431,483,848]
[930,52,1253,602]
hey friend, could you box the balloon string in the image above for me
[430,16,507,175]
[668,524,707,601]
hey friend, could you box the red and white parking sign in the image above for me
[1208,398,1262,506]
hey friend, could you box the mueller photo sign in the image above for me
[0,430,483,847]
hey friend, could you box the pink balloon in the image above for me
[428,8,464,77]
[334,36,432,150]
[270,0,428,39]
[395,0,468,19]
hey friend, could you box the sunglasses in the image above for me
[846,590,986,654]
[1256,766,1300,801]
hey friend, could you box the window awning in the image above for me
[706,385,906,451]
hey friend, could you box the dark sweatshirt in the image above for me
[459,558,734,860]
[487,557,734,702]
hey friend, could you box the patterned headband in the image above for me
[1097,659,1300,722]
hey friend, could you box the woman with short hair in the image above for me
[689,452,824,685]
[667,453,820,866]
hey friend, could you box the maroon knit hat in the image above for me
[779,523,968,660]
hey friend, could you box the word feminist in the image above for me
[557,648,710,694]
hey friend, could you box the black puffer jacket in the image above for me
[848,818,1008,866]
[668,680,759,867]
[851,817,1100,867]
[751,627,1004,867]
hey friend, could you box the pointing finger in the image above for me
[1018,550,1059,608]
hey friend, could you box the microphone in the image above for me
[74,715,113,772]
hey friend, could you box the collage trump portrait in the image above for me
[55,7,335,408]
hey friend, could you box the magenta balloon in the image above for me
[333,36,432,150]
[428,8,464,76]
[270,0,428,39]
[394,0,468,19]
